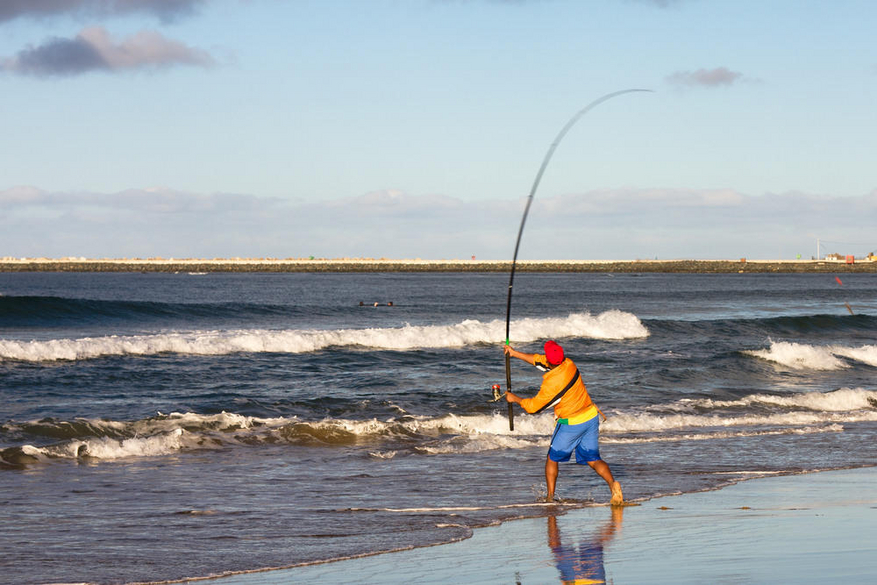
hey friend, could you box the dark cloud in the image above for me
[1,26,214,76]
[7,35,106,76]
[0,0,205,24]
[665,67,744,88]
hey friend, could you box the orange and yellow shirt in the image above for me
[519,355,598,424]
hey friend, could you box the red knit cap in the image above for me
[544,340,564,366]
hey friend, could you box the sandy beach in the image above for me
[198,467,876,584]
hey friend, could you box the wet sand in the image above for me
[197,467,876,584]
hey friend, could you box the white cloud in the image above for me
[1,186,875,260]
[331,190,466,216]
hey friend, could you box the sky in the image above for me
[1,0,875,260]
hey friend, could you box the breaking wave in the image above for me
[3,388,874,467]
[744,341,877,370]
[654,387,877,413]
[0,310,649,362]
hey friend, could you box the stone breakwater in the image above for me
[2,259,877,273]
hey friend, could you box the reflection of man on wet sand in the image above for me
[548,507,624,585]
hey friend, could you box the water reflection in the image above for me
[548,506,624,584]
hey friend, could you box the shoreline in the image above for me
[3,258,877,273]
[196,466,877,584]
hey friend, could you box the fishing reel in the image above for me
[488,383,504,403]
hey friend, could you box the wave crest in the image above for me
[744,341,877,370]
[0,311,649,362]
[4,387,874,466]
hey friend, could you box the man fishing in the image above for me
[504,340,623,505]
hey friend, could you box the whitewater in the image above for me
[0,310,648,362]
[7,386,875,466]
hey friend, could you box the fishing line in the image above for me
[503,89,652,431]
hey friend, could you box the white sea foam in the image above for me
[344,502,563,513]
[22,429,190,461]
[415,434,543,455]
[832,345,877,367]
[602,424,844,444]
[413,411,556,437]
[9,386,874,462]
[0,311,648,362]
[744,340,877,370]
[657,387,877,414]
[604,409,877,433]
[282,412,557,447]
[9,412,293,462]
[290,387,877,453]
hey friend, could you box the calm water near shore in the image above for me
[1,272,876,584]
[263,467,877,585]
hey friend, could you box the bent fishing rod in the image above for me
[503,89,652,431]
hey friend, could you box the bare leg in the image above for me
[588,459,614,484]
[588,459,624,505]
[545,457,559,500]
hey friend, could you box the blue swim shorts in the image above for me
[548,416,601,464]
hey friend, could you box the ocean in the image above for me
[1,271,875,585]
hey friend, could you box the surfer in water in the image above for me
[504,340,623,505]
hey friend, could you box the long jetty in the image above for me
[2,258,876,273]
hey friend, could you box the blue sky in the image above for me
[1,0,875,260]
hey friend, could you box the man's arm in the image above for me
[504,344,537,366]
[503,344,540,412]
[505,389,543,414]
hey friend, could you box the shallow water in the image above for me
[1,272,876,584]
[265,468,877,585]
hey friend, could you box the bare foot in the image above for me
[610,481,624,506]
